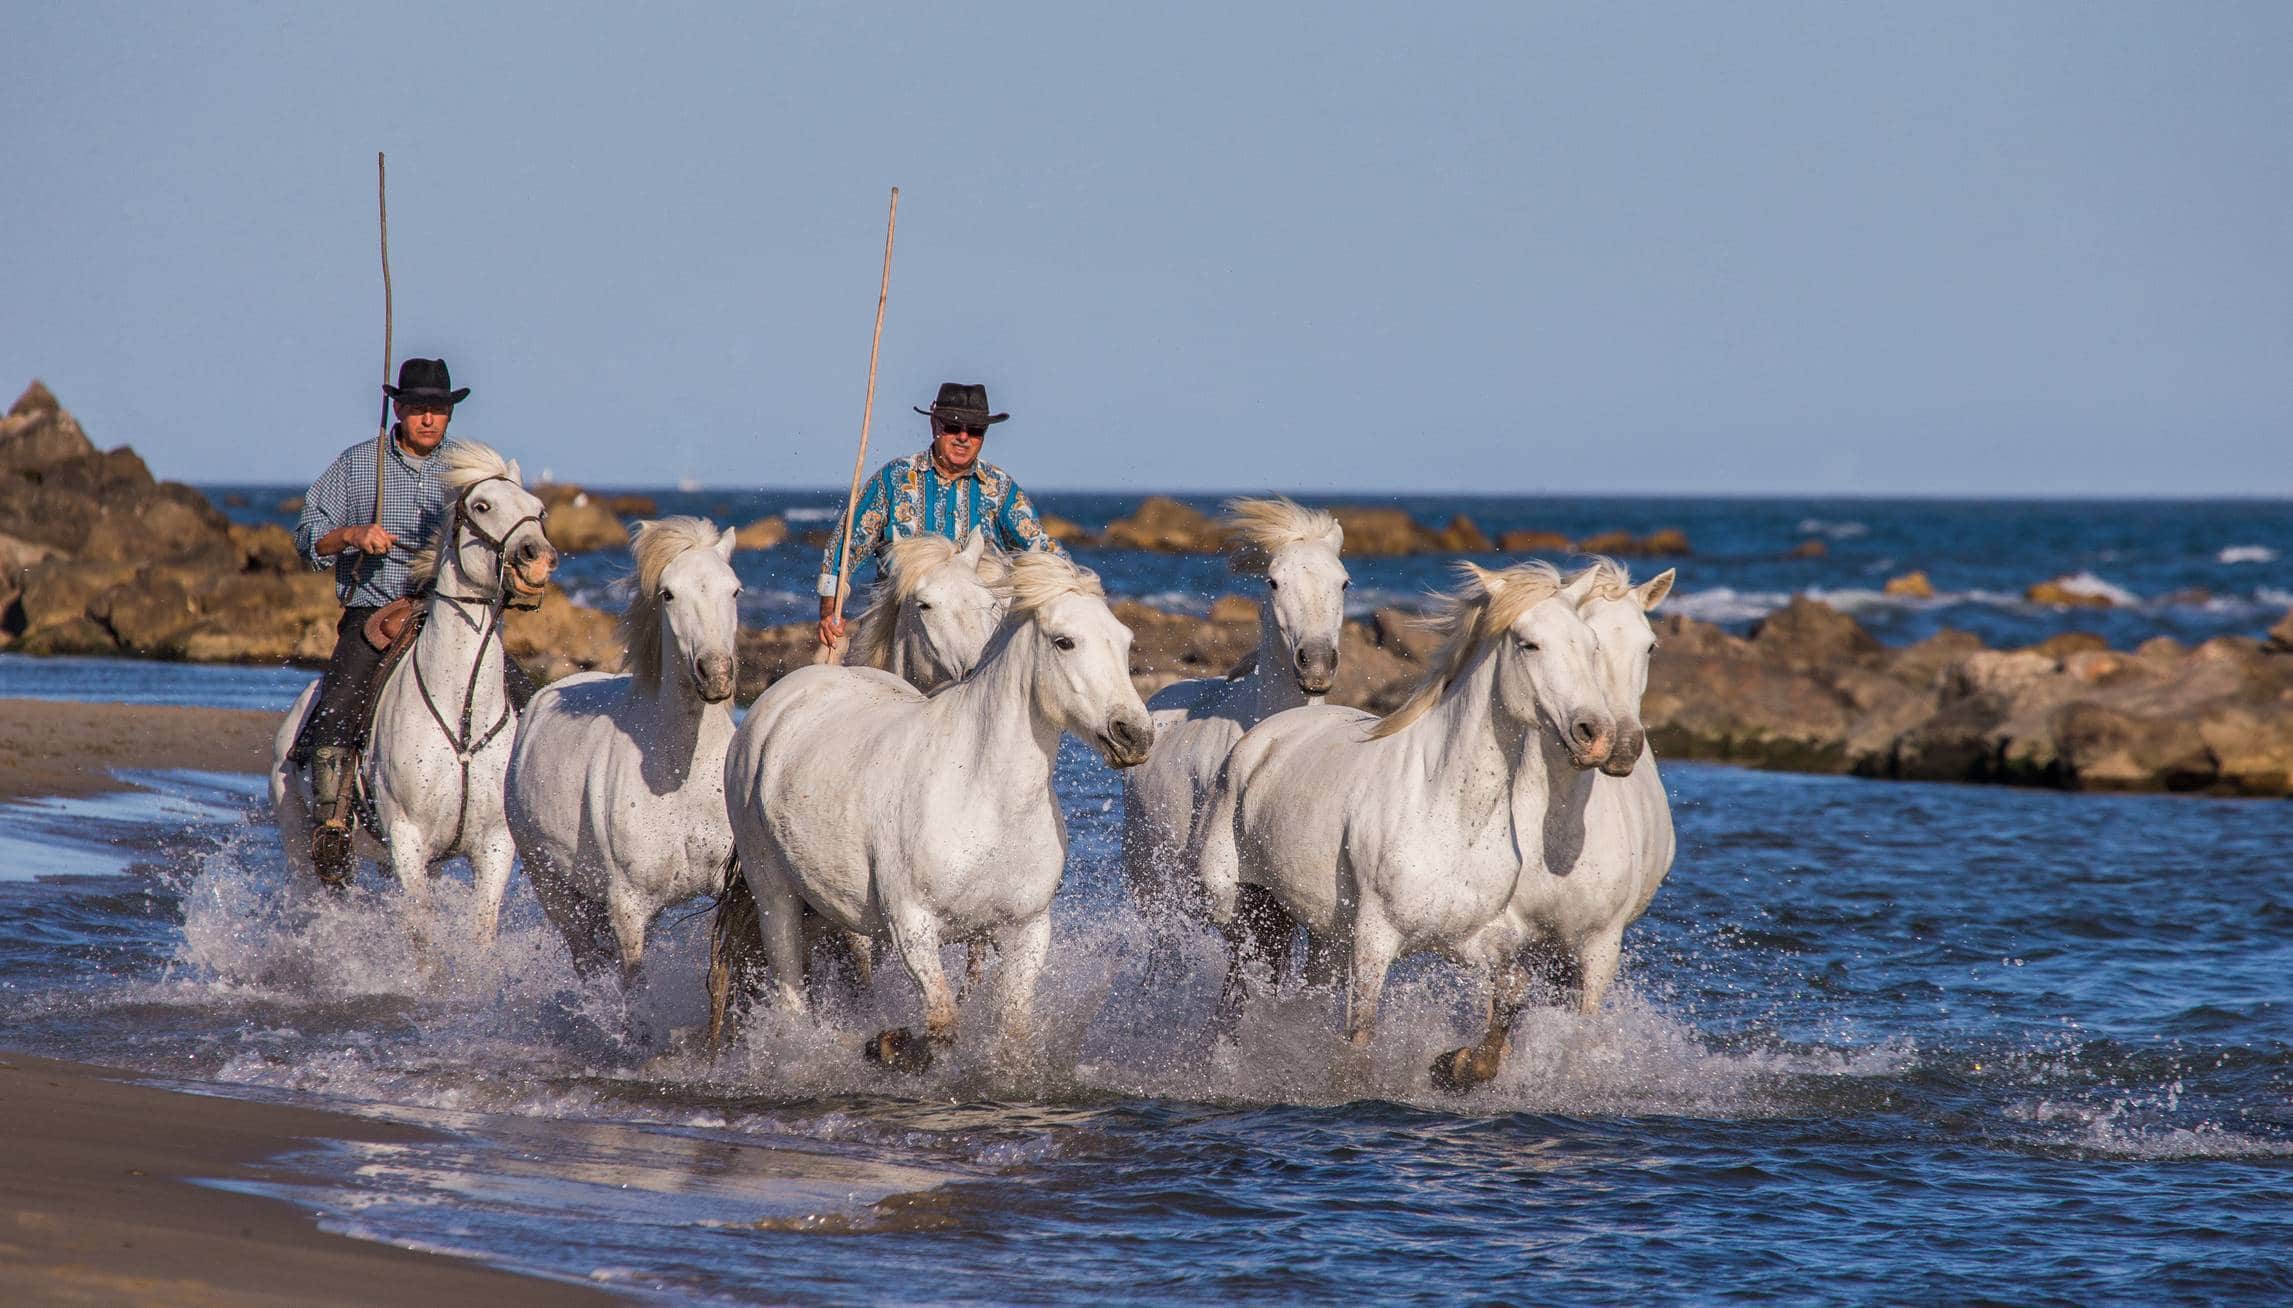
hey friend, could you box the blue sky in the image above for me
[3,3,2287,495]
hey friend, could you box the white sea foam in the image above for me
[2034,571,2140,607]
[782,506,842,523]
[1795,518,1869,540]
[2218,545,2277,565]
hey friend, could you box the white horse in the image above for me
[1121,497,1348,914]
[1432,559,1677,1087]
[270,442,557,944]
[723,552,1152,1071]
[1190,561,1615,1067]
[705,531,1008,1043]
[505,517,742,978]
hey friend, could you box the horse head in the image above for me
[625,517,742,704]
[1567,560,1674,777]
[998,552,1153,769]
[858,532,1007,692]
[1225,497,1348,696]
[426,444,557,603]
[1474,562,1613,770]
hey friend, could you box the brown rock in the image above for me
[91,573,203,653]
[2135,636,2186,664]
[0,380,99,473]
[229,522,302,573]
[1882,571,1935,599]
[1038,514,1099,547]
[606,493,659,517]
[734,516,789,550]
[1640,528,1692,556]
[277,495,305,515]
[1497,530,1573,554]
[1788,538,1829,559]
[1642,649,1858,773]
[2026,578,2117,608]
[544,495,628,553]
[2200,705,2293,795]
[2063,650,2137,685]
[1887,628,1984,687]
[1103,496,1221,552]
[2266,610,2293,654]
[1749,597,1880,670]
[2030,631,2108,659]
[167,571,342,662]
[16,560,140,636]
[1653,613,1751,660]
[1208,594,1260,625]
[504,589,620,684]
[1430,514,1491,553]
[1575,530,1637,556]
[1327,507,1437,556]
[1371,608,1444,663]
[2050,702,2215,791]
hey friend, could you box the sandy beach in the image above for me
[0,698,279,803]
[0,1052,615,1305]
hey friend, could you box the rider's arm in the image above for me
[295,449,356,568]
[816,466,891,601]
[994,477,1066,558]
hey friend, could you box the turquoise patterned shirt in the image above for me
[817,449,1064,597]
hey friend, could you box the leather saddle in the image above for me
[288,598,426,766]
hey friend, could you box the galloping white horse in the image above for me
[270,442,556,944]
[505,517,742,976]
[1433,559,1677,1087]
[1121,498,1348,913]
[724,552,1153,1070]
[1191,561,1615,1064]
[846,533,1008,691]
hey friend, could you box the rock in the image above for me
[2030,631,2108,659]
[1749,597,1880,670]
[733,623,819,705]
[1208,594,1259,625]
[1430,514,1491,553]
[2267,610,2293,653]
[1038,514,1099,547]
[2026,577,2118,608]
[1103,496,1221,552]
[1498,530,1573,554]
[0,381,98,473]
[1887,628,1984,687]
[505,588,620,684]
[1328,507,1436,556]
[1883,571,1935,599]
[1575,530,1637,556]
[2063,650,2137,685]
[734,516,789,550]
[606,493,658,517]
[1788,538,1828,558]
[2135,636,2186,664]
[1654,613,1752,660]
[16,560,140,637]
[2049,702,2215,791]
[1643,649,1859,773]
[2200,705,2293,795]
[228,522,302,573]
[1371,608,1444,663]
[1640,528,1692,556]
[277,496,305,515]
[169,572,341,663]
[544,495,627,553]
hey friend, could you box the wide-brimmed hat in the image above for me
[383,357,471,406]
[913,382,1007,427]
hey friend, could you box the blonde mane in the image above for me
[848,534,1009,671]
[997,550,1105,619]
[1568,556,1634,603]
[407,441,524,588]
[1223,496,1342,574]
[617,516,726,689]
[1367,560,1564,739]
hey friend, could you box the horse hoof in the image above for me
[864,1028,934,1074]
[1429,1046,1495,1093]
[311,824,354,890]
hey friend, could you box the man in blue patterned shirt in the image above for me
[816,382,1065,650]
[291,358,466,872]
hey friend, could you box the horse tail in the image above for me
[705,853,765,1055]
[1190,750,1246,926]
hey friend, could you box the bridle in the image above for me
[407,474,548,854]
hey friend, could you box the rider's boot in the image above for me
[309,745,358,889]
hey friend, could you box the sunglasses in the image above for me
[938,422,988,438]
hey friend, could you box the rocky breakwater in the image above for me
[1645,597,2293,796]
[0,381,616,682]
[1095,496,1689,557]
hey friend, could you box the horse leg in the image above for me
[1574,930,1625,1016]
[527,854,614,974]
[606,883,653,981]
[1431,960,1530,1092]
[1301,927,1342,990]
[747,867,810,1016]
[467,828,516,948]
[1213,884,1294,1040]
[1342,906,1400,1050]
[867,909,953,1074]
[990,913,1052,1055]
[380,817,437,968]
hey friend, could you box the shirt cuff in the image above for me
[817,573,841,598]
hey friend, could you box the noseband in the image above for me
[434,476,549,619]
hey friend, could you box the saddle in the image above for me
[288,598,427,766]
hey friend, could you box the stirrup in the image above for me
[311,818,354,889]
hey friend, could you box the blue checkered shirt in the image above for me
[295,430,453,608]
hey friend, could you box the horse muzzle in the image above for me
[1564,710,1615,771]
[1095,713,1155,769]
[1293,640,1338,697]
[693,653,737,704]
[1600,722,1646,777]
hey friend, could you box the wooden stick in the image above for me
[367,152,393,571]
[814,186,901,665]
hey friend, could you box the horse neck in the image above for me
[1236,600,1312,717]
[1390,645,1519,829]
[934,619,1062,790]
[414,586,505,719]
[632,631,721,763]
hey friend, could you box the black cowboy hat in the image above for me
[913,381,1008,426]
[383,357,471,406]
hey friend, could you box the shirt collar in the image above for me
[921,447,984,481]
[389,425,434,470]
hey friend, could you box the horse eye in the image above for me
[1268,578,1281,591]
[473,500,490,513]
[915,600,933,611]
[1341,580,1352,591]
[1052,635,1077,652]
[660,589,674,602]
[1518,638,1540,652]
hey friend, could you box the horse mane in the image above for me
[1223,496,1343,575]
[406,441,522,588]
[1367,560,1564,739]
[617,516,725,689]
[848,534,1009,670]
[1568,555,1634,603]
[997,549,1105,619]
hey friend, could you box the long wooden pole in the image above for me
[367,152,394,570]
[815,186,900,664]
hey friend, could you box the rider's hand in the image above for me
[817,602,845,649]
[348,524,397,556]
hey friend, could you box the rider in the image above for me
[293,357,533,876]
[816,382,1065,650]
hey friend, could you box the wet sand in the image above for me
[0,698,278,802]
[0,1052,615,1305]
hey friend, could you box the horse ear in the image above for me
[506,458,523,484]
[1323,520,1345,555]
[1457,560,1503,595]
[959,531,987,566]
[716,525,738,560]
[1560,568,1602,604]
[1634,569,1676,612]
